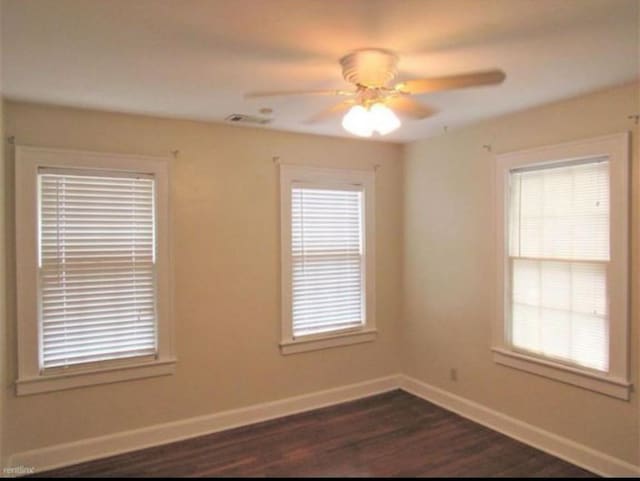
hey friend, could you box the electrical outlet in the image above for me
[450,368,458,382]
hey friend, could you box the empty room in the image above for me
[0,0,638,477]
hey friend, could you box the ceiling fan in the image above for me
[245,48,506,137]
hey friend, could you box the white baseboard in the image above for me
[8,374,640,477]
[8,375,400,475]
[399,375,640,478]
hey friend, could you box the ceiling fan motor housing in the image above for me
[340,48,399,87]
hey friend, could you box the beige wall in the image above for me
[2,101,403,459]
[1,3,5,466]
[4,83,639,467]
[402,82,639,464]
[0,97,5,468]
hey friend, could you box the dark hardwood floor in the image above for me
[36,390,595,477]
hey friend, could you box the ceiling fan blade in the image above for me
[385,96,437,119]
[245,89,353,99]
[395,69,506,95]
[304,100,355,124]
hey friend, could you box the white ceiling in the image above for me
[2,0,638,143]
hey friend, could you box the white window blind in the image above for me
[38,169,157,369]
[291,186,365,337]
[508,158,609,371]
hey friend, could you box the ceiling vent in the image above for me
[225,114,272,125]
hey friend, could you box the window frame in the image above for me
[493,132,630,400]
[279,164,376,355]
[15,146,175,395]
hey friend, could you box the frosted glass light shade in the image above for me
[341,102,401,137]
[369,103,401,135]
[341,105,373,137]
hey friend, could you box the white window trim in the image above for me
[15,146,175,395]
[279,164,376,355]
[493,132,630,400]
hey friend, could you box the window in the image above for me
[493,133,630,399]
[280,165,376,354]
[16,147,174,395]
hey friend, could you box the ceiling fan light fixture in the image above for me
[246,48,505,138]
[342,104,373,137]
[342,102,401,137]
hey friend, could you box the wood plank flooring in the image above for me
[36,390,595,477]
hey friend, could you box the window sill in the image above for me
[15,358,177,396]
[280,328,377,355]
[492,347,630,400]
